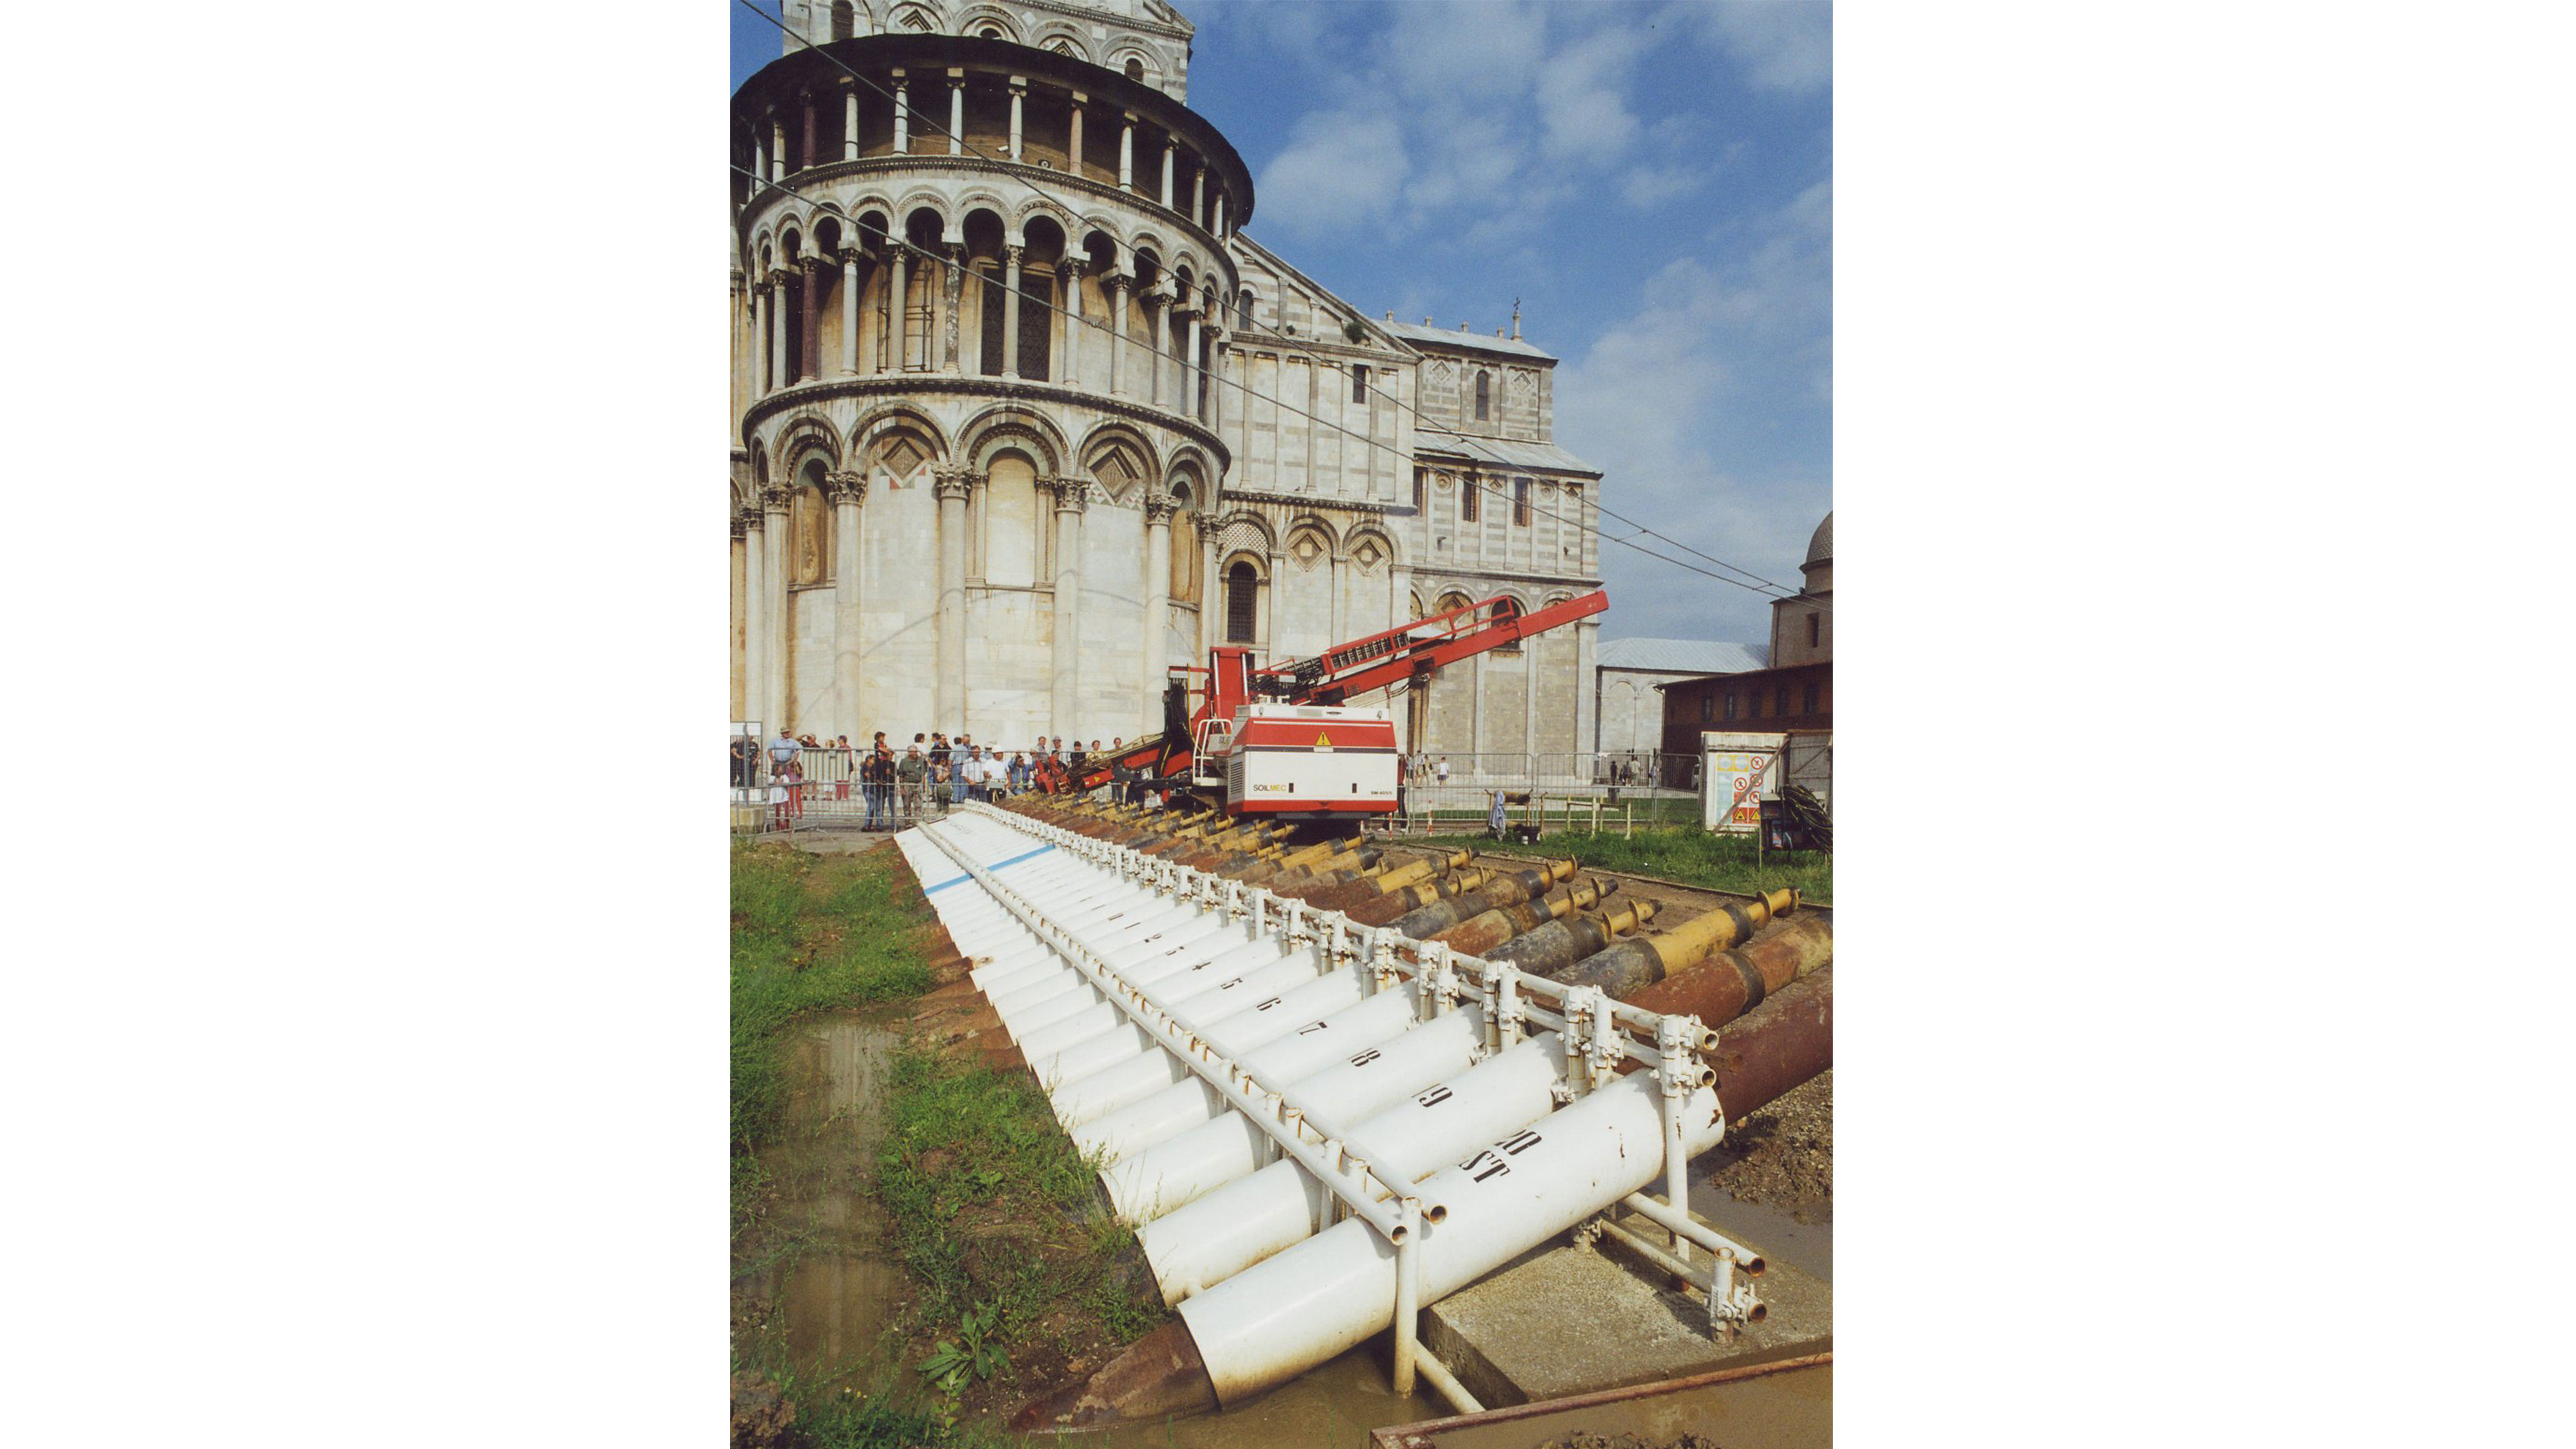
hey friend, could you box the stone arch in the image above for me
[1078,421,1161,503]
[1218,550,1267,645]
[1163,460,1208,605]
[850,402,949,486]
[1209,509,1276,560]
[955,194,1013,237]
[891,191,950,232]
[1011,196,1078,246]
[1108,46,1156,85]
[889,2,940,34]
[1344,525,1398,573]
[1161,443,1217,495]
[1030,26,1090,62]
[957,404,1069,477]
[953,4,1022,42]
[774,413,842,476]
[751,441,771,487]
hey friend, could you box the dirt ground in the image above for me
[1704,1070,1833,1223]
[1536,1433,1727,1449]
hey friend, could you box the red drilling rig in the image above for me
[1043,589,1608,827]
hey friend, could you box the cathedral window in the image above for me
[1352,364,1369,404]
[1474,371,1490,421]
[1700,694,1713,723]
[1807,612,1820,648]
[1225,561,1259,643]
[829,2,852,41]
[1513,476,1531,526]
[1125,59,1146,82]
[1724,692,1739,722]
[1412,468,1426,510]
[1461,474,1480,523]
[1803,681,1820,715]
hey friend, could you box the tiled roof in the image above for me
[1596,638,1769,675]
[1414,421,1599,476]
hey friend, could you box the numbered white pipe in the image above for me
[1176,1074,1730,1405]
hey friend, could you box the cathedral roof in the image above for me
[1383,318,1556,361]
[1805,510,1832,567]
[1599,638,1769,675]
[1413,422,1599,477]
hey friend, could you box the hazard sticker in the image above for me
[1314,733,1334,752]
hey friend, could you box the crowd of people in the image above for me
[733,728,1169,832]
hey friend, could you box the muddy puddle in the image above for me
[1687,1166,1832,1286]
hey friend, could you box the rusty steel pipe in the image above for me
[1620,914,1832,1028]
[1385,858,1578,940]
[1232,836,1358,886]
[1341,866,1498,928]
[1264,848,1387,895]
[1705,966,1830,1122]
[1467,894,1656,970]
[1292,848,1467,910]
[1429,877,1612,957]
[1550,887,1800,998]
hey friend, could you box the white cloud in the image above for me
[1536,26,1649,161]
[1252,102,1412,239]
[1667,0,1832,93]
[1553,184,1833,638]
[1618,165,1707,207]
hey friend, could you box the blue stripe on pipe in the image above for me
[921,842,1054,894]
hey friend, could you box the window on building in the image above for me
[1493,595,1520,653]
[1474,371,1490,421]
[1803,681,1820,716]
[829,1,854,41]
[1749,691,1763,719]
[1699,694,1712,723]
[1352,364,1369,404]
[1807,612,1819,648]
[1225,561,1258,642]
[1776,686,1790,716]
[1513,476,1531,526]
[1461,474,1480,523]
[1724,692,1739,721]
[1125,58,1145,82]
[1412,467,1427,510]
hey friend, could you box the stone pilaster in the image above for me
[730,511,749,721]
[1143,494,1177,733]
[842,80,859,162]
[741,507,766,733]
[799,256,824,383]
[1007,77,1026,161]
[934,467,971,729]
[761,484,793,735]
[753,278,773,395]
[1149,280,1170,410]
[1118,112,1135,190]
[828,471,867,742]
[1068,91,1086,176]
[1161,139,1176,208]
[1182,305,1203,422]
[892,70,909,154]
[1046,476,1089,738]
[887,248,909,371]
[768,273,789,391]
[839,248,864,376]
[946,71,964,156]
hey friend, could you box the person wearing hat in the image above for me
[896,742,928,822]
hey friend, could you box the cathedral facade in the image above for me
[729,0,1603,758]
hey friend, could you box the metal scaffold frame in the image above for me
[904,804,1767,1412]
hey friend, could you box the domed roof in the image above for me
[1804,511,1832,567]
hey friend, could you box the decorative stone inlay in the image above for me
[824,470,868,506]
[1353,538,1385,568]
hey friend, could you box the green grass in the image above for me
[1407,826,1833,902]
[733,841,937,1161]
[876,1045,1169,1356]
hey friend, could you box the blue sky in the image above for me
[731,1,1831,646]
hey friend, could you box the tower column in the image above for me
[829,472,868,743]
[769,113,785,181]
[1002,244,1024,379]
[754,276,773,394]
[1007,77,1026,161]
[1048,477,1088,738]
[839,248,862,376]
[1068,91,1086,176]
[1192,163,1206,228]
[1143,494,1176,733]
[887,249,909,371]
[892,71,909,153]
[1060,258,1085,388]
[1108,272,1131,396]
[1212,192,1226,237]
[1183,306,1203,422]
[1161,140,1176,208]
[947,71,964,155]
[767,273,788,391]
[934,468,971,731]
[1149,281,1169,409]
[798,258,822,383]
[1118,112,1134,190]
[799,89,816,172]
[842,81,859,161]
[940,243,964,373]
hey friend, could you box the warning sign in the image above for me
[1314,733,1335,752]
[1699,732,1786,834]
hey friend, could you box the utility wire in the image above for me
[731,2,1816,605]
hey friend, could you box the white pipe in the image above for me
[1617,1192,1763,1274]
[1175,1073,1729,1405]
[1393,1197,1421,1397]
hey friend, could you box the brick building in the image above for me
[1657,512,1832,761]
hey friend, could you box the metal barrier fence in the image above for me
[1388,751,1702,834]
[728,743,1098,839]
